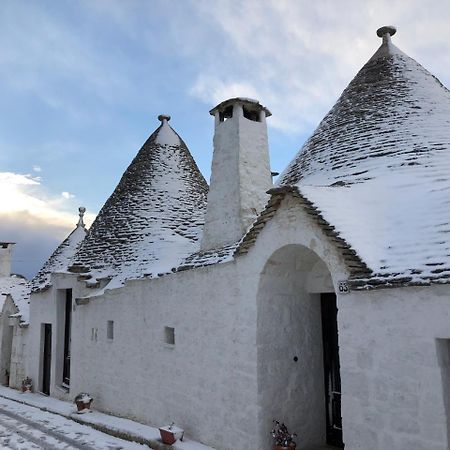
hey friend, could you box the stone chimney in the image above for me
[0,242,14,277]
[201,98,272,250]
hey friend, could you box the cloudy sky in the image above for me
[1,0,450,278]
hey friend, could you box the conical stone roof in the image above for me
[278,27,450,288]
[71,116,208,287]
[31,207,88,293]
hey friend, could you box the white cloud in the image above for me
[183,0,450,134]
[32,165,42,173]
[0,172,94,228]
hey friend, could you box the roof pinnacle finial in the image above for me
[77,206,86,228]
[377,25,397,45]
[158,114,171,124]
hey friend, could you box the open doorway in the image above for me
[41,323,52,395]
[62,289,72,387]
[1,325,13,386]
[321,293,344,448]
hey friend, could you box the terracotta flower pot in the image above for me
[159,425,184,444]
[275,446,296,450]
[76,399,92,412]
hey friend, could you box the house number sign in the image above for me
[338,281,350,294]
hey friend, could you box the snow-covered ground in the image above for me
[0,396,145,449]
[0,386,214,450]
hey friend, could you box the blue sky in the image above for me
[1,0,450,278]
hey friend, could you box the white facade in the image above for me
[339,285,450,450]
[0,296,27,389]
[24,196,450,450]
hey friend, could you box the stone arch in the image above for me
[257,244,338,450]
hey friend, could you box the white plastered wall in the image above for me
[70,262,260,450]
[0,296,27,388]
[339,285,450,450]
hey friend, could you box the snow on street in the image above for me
[0,396,146,450]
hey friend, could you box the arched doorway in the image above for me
[257,244,343,450]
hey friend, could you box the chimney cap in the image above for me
[209,97,271,117]
[0,242,15,247]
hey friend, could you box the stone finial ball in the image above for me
[158,114,171,122]
[79,206,86,214]
[377,25,397,38]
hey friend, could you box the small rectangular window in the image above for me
[164,326,175,345]
[107,321,114,340]
[91,328,98,341]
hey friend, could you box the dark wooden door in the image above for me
[321,293,344,448]
[42,324,52,395]
[63,289,72,386]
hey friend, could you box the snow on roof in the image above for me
[70,117,208,287]
[278,27,450,288]
[0,275,30,324]
[31,209,88,293]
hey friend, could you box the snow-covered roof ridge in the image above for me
[277,26,450,289]
[70,117,208,287]
[31,207,88,293]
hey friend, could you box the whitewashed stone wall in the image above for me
[339,285,450,450]
[71,262,260,450]
[0,296,27,389]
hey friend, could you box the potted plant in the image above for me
[21,377,32,393]
[74,392,93,413]
[159,422,184,445]
[271,420,297,450]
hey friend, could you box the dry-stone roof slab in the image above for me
[278,27,450,289]
[71,117,208,287]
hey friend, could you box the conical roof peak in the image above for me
[279,27,450,187]
[155,114,181,147]
[71,118,208,287]
[369,25,406,62]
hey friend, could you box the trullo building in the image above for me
[1,26,450,450]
